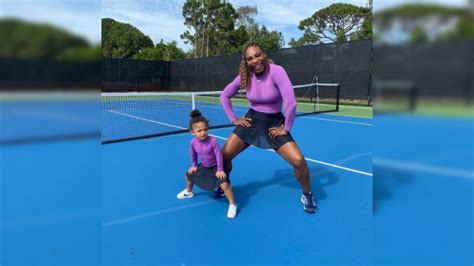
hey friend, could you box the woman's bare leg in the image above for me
[222,133,249,176]
[276,141,310,193]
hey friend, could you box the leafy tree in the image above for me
[213,25,249,55]
[0,18,90,59]
[410,26,428,43]
[236,5,257,28]
[132,40,186,61]
[181,0,205,58]
[236,5,258,38]
[56,44,102,61]
[296,3,371,44]
[253,25,284,50]
[374,3,473,43]
[235,5,284,49]
[181,0,248,57]
[289,34,321,48]
[102,18,153,59]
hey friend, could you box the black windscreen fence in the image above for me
[373,40,473,104]
[102,58,170,92]
[0,58,100,89]
[102,40,373,102]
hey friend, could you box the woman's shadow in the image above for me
[230,166,339,211]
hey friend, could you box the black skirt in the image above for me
[185,164,229,191]
[233,108,295,150]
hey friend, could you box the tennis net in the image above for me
[102,83,340,144]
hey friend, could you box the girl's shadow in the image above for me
[231,166,338,211]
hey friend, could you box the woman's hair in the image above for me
[238,41,274,90]
[189,109,209,130]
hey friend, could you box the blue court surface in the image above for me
[373,114,473,265]
[3,95,471,264]
[102,112,373,264]
[1,95,101,264]
[1,139,101,264]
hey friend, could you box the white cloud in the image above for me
[3,0,462,50]
[102,0,189,49]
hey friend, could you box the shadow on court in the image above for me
[372,165,414,213]
[230,166,339,211]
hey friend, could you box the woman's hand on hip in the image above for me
[268,124,288,138]
[233,117,252,127]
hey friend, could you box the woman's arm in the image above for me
[272,65,296,132]
[220,75,241,123]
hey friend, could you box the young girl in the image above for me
[176,109,237,219]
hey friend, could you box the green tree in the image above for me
[213,25,249,55]
[296,3,371,44]
[253,25,284,50]
[102,18,154,59]
[0,18,90,59]
[181,0,205,58]
[181,0,247,57]
[132,40,186,61]
[236,5,258,39]
[410,26,428,43]
[235,5,284,49]
[374,3,473,43]
[289,34,321,48]
[56,44,102,61]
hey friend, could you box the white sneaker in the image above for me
[227,204,237,219]
[176,189,194,199]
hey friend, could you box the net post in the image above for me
[192,93,195,110]
[316,76,320,112]
[336,84,341,112]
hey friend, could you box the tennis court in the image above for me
[101,84,373,264]
[1,92,101,264]
[373,114,473,264]
[3,89,470,264]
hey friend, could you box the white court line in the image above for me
[108,110,372,177]
[336,152,373,165]
[103,164,340,227]
[374,158,474,179]
[301,116,373,126]
[102,200,217,227]
[10,108,101,127]
[210,133,372,176]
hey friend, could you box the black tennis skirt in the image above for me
[185,164,229,191]
[233,108,295,150]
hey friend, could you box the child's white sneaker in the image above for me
[177,189,194,199]
[227,204,237,219]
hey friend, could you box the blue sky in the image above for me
[101,0,369,49]
[0,0,466,47]
[1,0,101,44]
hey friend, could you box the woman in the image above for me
[218,42,317,214]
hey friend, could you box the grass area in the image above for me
[374,100,473,118]
[333,104,373,118]
[414,103,473,118]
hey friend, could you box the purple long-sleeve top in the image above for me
[189,136,224,171]
[220,63,297,132]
